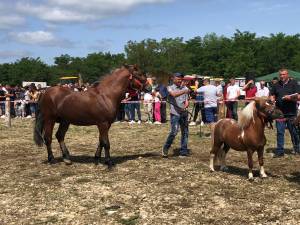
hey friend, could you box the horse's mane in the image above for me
[92,68,123,88]
[238,101,256,128]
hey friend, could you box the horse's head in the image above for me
[255,97,284,122]
[124,64,147,91]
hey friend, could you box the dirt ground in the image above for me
[0,118,300,225]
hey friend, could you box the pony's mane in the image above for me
[238,101,256,128]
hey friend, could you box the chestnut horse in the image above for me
[34,65,147,167]
[210,98,283,180]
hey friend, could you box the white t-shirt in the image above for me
[197,85,218,108]
[226,85,240,100]
[144,93,153,103]
[256,86,269,97]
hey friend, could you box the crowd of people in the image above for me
[1,69,300,158]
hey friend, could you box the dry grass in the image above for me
[0,118,300,225]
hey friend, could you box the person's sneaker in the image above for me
[161,148,168,158]
[273,153,284,158]
[189,121,196,126]
[154,121,161,125]
[0,115,5,118]
[200,121,204,126]
[26,115,32,118]
[137,120,141,124]
[128,120,135,124]
[179,153,190,158]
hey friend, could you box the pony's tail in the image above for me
[33,97,45,147]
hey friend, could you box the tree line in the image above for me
[1,30,300,85]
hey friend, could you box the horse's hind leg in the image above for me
[220,144,230,171]
[44,120,55,163]
[97,123,112,168]
[257,147,267,178]
[210,141,222,172]
[55,121,71,165]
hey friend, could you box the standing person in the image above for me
[226,78,240,120]
[162,73,190,157]
[270,69,300,157]
[143,84,153,124]
[196,78,220,135]
[189,79,201,126]
[243,79,257,104]
[256,80,270,97]
[128,88,142,124]
[0,84,5,117]
[157,83,168,123]
[153,87,162,124]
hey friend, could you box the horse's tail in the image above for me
[33,95,45,147]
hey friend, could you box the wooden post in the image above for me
[5,96,11,127]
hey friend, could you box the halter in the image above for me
[129,73,146,91]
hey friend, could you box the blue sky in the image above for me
[0,0,299,64]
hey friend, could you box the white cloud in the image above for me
[88,39,113,51]
[8,30,74,48]
[0,15,25,29]
[16,0,172,23]
[0,50,32,59]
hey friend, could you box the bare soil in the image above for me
[0,119,299,225]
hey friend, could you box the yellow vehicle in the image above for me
[59,75,82,86]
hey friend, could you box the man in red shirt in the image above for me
[243,79,257,105]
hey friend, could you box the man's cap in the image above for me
[173,72,184,78]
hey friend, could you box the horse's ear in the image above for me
[123,64,129,69]
[133,64,139,70]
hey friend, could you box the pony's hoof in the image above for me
[63,158,72,165]
[260,174,268,179]
[248,173,254,181]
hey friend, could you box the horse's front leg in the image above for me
[257,147,267,178]
[247,150,254,181]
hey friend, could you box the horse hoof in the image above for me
[94,156,100,165]
[220,166,228,172]
[105,161,114,170]
[48,157,55,164]
[63,158,72,165]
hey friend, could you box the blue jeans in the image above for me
[163,113,189,155]
[276,118,300,155]
[0,102,5,115]
[129,102,141,121]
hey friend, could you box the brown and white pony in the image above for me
[209,98,283,180]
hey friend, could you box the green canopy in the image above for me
[256,70,300,81]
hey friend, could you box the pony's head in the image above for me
[254,97,284,121]
[124,64,147,91]
[238,97,284,128]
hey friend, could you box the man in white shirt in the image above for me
[197,78,221,134]
[256,80,270,97]
[226,78,240,120]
